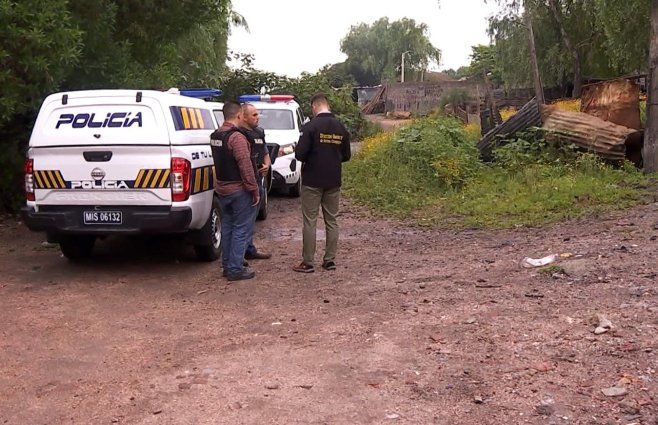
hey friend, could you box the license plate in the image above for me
[83,210,122,225]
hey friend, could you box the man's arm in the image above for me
[340,125,351,163]
[229,133,259,201]
[295,123,312,162]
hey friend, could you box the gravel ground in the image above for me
[0,197,657,424]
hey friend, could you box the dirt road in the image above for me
[1,196,657,424]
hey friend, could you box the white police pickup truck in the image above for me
[21,89,223,261]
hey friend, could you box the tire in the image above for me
[257,185,268,220]
[59,235,96,261]
[289,176,301,198]
[194,196,222,262]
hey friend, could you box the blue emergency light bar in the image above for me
[239,94,295,102]
[180,88,222,99]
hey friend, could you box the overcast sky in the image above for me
[228,0,499,77]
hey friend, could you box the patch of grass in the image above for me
[551,98,581,112]
[539,265,565,275]
[344,116,649,229]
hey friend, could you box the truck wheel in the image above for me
[289,177,301,198]
[60,236,96,261]
[194,197,222,262]
[257,186,268,220]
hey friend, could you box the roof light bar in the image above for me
[239,95,295,102]
[179,88,223,99]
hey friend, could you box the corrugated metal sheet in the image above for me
[541,107,641,161]
[477,99,541,161]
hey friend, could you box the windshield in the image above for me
[213,110,224,126]
[259,109,294,130]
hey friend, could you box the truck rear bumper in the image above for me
[21,205,192,236]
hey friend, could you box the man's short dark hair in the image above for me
[310,92,329,106]
[223,101,242,120]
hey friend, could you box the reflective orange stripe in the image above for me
[194,168,202,193]
[34,171,45,188]
[189,108,198,129]
[181,108,191,129]
[159,170,170,188]
[143,169,154,187]
[46,171,58,188]
[203,166,210,190]
[151,169,162,188]
[135,169,145,187]
[195,109,205,129]
[55,171,66,188]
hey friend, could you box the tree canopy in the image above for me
[486,0,650,92]
[340,17,441,86]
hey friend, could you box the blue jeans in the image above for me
[245,182,266,256]
[218,190,256,275]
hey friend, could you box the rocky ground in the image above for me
[0,197,656,424]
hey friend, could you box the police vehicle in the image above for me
[21,88,223,261]
[238,95,306,197]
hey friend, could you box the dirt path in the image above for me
[1,197,657,424]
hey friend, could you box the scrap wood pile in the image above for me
[477,79,644,164]
[361,85,386,114]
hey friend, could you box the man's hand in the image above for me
[251,192,260,207]
[258,163,270,176]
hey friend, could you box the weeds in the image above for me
[344,116,649,228]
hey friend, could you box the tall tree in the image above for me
[340,18,441,86]
[547,0,583,96]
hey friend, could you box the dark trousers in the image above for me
[245,180,266,256]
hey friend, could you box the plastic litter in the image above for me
[521,254,558,268]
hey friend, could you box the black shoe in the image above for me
[245,251,271,260]
[322,261,336,271]
[226,269,256,281]
[293,262,315,273]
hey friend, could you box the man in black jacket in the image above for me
[241,103,272,260]
[293,93,351,273]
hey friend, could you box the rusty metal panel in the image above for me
[477,99,541,161]
[581,79,642,130]
[541,107,641,161]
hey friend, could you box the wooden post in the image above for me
[524,9,545,105]
[644,0,658,172]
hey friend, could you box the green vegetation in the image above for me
[344,118,649,229]
[338,17,441,86]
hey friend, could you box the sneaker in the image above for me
[222,262,249,277]
[245,251,272,260]
[322,261,337,271]
[226,269,256,281]
[292,262,315,273]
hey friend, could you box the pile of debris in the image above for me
[361,86,386,115]
[477,78,645,164]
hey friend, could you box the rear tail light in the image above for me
[278,144,295,157]
[171,157,191,202]
[24,159,35,201]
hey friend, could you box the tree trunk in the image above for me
[644,0,658,173]
[524,10,545,105]
[547,0,583,97]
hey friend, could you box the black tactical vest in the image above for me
[210,128,257,183]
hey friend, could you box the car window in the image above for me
[295,109,303,130]
[259,109,294,130]
[213,110,224,126]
